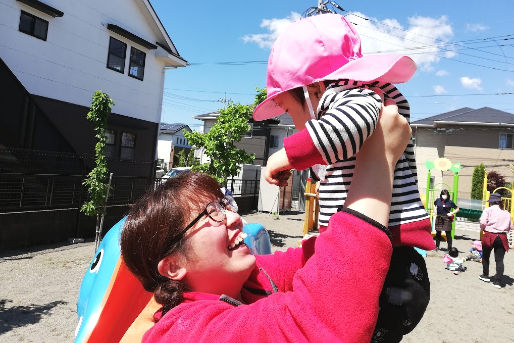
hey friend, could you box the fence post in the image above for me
[19,176,25,208]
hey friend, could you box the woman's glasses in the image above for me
[169,196,239,246]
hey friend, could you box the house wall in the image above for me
[414,126,514,200]
[0,0,167,124]
[157,130,191,168]
[269,126,296,156]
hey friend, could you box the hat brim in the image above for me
[253,54,416,121]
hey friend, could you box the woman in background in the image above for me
[479,193,512,288]
[434,189,459,251]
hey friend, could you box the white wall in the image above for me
[0,0,173,123]
[157,134,173,166]
[157,130,191,166]
[269,126,295,156]
[258,166,280,213]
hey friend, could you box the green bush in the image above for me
[470,164,485,200]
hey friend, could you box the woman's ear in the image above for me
[158,255,187,281]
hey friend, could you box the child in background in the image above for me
[253,13,434,343]
[444,247,467,274]
[466,240,483,262]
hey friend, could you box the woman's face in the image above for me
[180,196,256,297]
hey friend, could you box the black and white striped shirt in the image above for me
[307,80,429,227]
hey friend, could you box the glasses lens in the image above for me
[221,196,238,213]
[206,202,224,222]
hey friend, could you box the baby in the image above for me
[465,240,483,262]
[444,247,466,275]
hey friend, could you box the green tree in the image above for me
[185,102,255,183]
[470,163,486,200]
[81,91,113,249]
[254,87,267,106]
[176,149,187,167]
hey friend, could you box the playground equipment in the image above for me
[75,217,272,343]
[303,178,319,235]
[424,158,461,239]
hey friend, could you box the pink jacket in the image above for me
[143,209,392,342]
[480,205,513,233]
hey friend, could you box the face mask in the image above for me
[302,86,316,120]
[442,195,448,200]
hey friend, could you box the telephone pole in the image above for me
[304,1,345,17]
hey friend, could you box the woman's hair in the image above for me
[439,189,450,199]
[120,171,223,315]
[448,247,459,258]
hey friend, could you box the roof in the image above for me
[412,107,514,127]
[193,112,219,120]
[142,0,187,66]
[274,113,294,126]
[159,123,190,133]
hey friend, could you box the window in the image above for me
[269,135,279,148]
[128,47,145,80]
[244,124,253,138]
[104,129,116,158]
[107,37,127,73]
[19,11,48,41]
[499,133,513,149]
[120,132,135,160]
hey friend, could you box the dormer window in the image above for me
[107,37,127,73]
[19,10,48,41]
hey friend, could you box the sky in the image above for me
[150,0,514,130]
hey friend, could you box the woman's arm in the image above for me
[144,104,410,343]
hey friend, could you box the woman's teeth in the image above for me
[228,232,248,251]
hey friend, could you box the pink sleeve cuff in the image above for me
[283,129,325,170]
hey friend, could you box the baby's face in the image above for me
[274,92,311,130]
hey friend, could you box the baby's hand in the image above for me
[265,148,292,186]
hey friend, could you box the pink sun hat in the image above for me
[253,13,417,121]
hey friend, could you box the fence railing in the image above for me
[0,173,160,213]
[0,173,261,214]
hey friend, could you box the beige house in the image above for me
[412,107,514,199]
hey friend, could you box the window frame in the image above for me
[269,135,279,148]
[244,123,254,138]
[128,46,146,81]
[104,129,117,159]
[19,10,48,41]
[106,37,127,74]
[499,133,514,150]
[120,131,136,161]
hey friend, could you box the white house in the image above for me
[157,123,192,169]
[0,0,187,177]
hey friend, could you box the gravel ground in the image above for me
[0,212,512,342]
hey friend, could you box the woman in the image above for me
[479,193,512,288]
[433,189,459,250]
[120,107,412,342]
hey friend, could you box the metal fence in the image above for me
[0,173,159,213]
[0,173,261,214]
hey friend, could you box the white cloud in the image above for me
[507,79,514,87]
[436,70,448,76]
[433,85,447,94]
[243,12,454,71]
[242,12,302,48]
[460,76,483,90]
[466,23,488,32]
